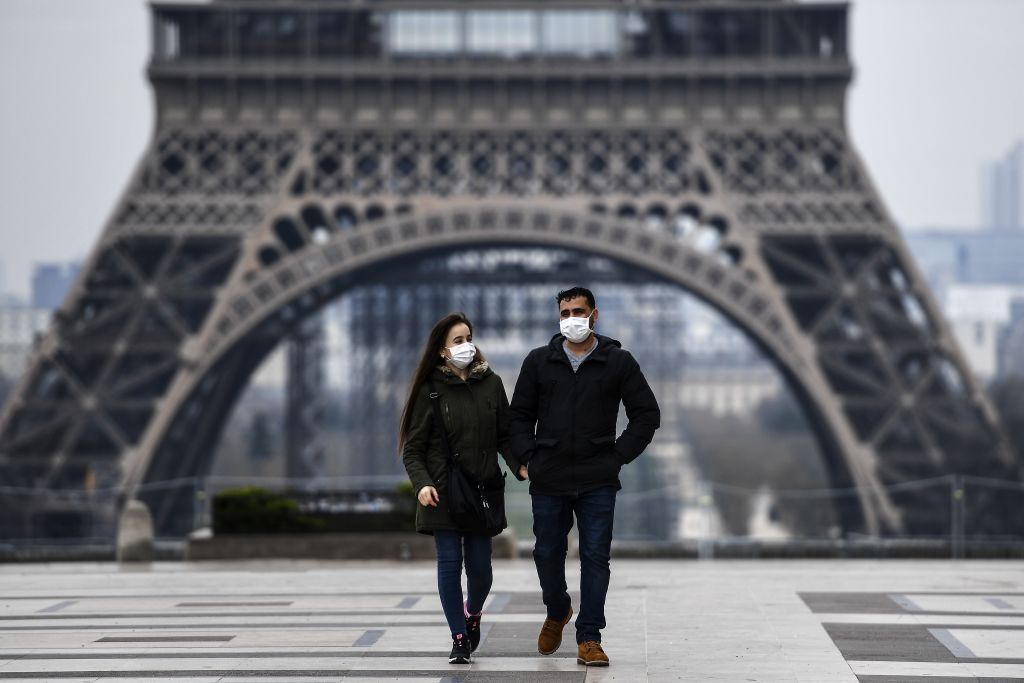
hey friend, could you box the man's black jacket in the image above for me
[508,332,661,496]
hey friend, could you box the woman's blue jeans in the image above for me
[433,530,493,638]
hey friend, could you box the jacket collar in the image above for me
[435,358,491,384]
[545,332,620,365]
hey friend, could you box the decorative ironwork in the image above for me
[0,0,1015,540]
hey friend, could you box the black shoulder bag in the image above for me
[427,380,507,536]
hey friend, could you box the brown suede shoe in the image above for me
[537,605,573,655]
[577,640,610,666]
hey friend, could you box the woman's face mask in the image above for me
[560,311,593,343]
[445,341,476,369]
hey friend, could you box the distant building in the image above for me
[903,228,1024,380]
[31,262,80,310]
[0,305,50,380]
[999,300,1024,378]
[981,141,1024,231]
[904,229,1024,304]
[0,262,24,306]
[678,366,781,417]
[944,284,1024,380]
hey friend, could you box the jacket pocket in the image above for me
[528,437,559,479]
[587,434,616,456]
[588,434,622,472]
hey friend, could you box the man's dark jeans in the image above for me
[531,485,616,644]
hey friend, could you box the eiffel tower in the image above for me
[1,0,1018,539]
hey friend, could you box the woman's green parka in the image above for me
[401,359,520,535]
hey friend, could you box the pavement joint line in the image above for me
[985,598,1014,609]
[173,601,294,607]
[0,589,452,602]
[485,593,512,613]
[887,593,924,612]
[0,613,551,623]
[0,611,464,620]
[0,592,550,601]
[0,622,446,631]
[5,609,1020,620]
[815,591,1024,596]
[847,659,1024,677]
[35,601,77,614]
[352,629,385,647]
[641,585,650,678]
[478,621,495,649]
[0,651,581,660]
[817,619,1024,630]
[927,628,979,659]
[92,636,237,643]
[0,670,589,679]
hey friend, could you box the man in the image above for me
[507,286,660,667]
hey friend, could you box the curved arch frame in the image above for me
[127,203,890,533]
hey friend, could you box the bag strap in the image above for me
[426,379,457,467]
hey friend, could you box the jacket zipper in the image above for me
[443,400,453,440]
[466,382,477,477]
[554,341,598,498]
[571,365,578,497]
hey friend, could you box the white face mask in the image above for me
[560,312,594,344]
[446,341,476,369]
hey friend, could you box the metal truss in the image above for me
[0,0,1017,539]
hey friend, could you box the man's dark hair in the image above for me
[556,286,596,310]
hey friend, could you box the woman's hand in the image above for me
[519,464,529,480]
[417,485,440,507]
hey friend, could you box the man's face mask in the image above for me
[560,311,593,343]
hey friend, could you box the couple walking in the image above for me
[399,286,661,666]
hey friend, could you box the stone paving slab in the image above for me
[0,559,1021,681]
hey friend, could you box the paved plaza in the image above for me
[0,558,1021,681]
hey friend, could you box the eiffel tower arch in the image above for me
[1,1,1018,539]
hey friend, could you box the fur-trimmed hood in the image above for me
[436,358,491,380]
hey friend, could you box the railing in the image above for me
[1,474,1022,559]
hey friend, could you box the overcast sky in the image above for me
[1,0,1022,299]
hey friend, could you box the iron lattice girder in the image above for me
[0,120,1015,536]
[0,7,1016,537]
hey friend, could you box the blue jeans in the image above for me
[434,530,493,638]
[532,485,616,644]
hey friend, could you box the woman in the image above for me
[399,312,517,664]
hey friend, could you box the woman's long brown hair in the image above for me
[398,312,485,451]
